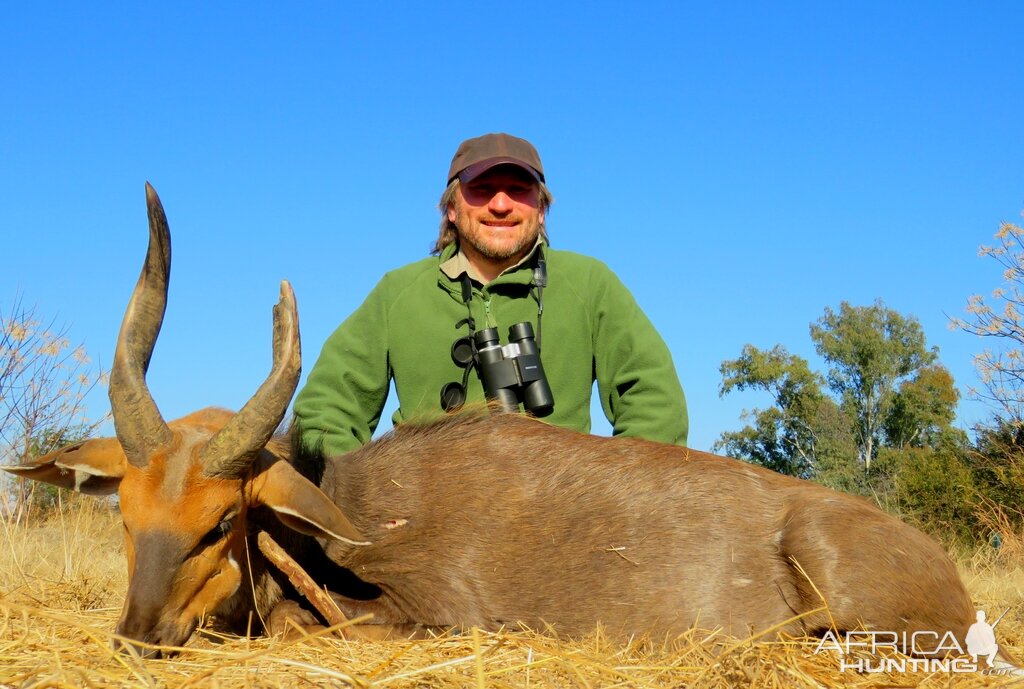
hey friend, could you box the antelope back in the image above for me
[316,411,975,646]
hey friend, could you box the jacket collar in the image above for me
[438,237,545,289]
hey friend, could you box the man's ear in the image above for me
[250,456,369,546]
[1,438,126,495]
[447,203,457,224]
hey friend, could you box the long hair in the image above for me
[432,178,554,255]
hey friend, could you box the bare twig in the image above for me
[256,530,350,630]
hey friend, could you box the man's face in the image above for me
[447,165,544,264]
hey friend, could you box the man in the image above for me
[294,133,687,457]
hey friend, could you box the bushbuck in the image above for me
[3,185,997,664]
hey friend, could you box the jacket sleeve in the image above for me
[591,264,689,446]
[292,277,392,457]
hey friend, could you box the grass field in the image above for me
[1,497,1023,688]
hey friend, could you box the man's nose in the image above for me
[488,191,513,213]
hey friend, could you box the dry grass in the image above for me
[2,501,1023,688]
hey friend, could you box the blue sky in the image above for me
[2,2,1022,452]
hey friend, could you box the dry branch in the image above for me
[256,530,350,631]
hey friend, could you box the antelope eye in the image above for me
[198,518,234,548]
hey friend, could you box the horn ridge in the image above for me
[108,182,174,467]
[202,281,301,478]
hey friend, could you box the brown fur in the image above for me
[284,411,973,648]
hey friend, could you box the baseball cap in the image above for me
[447,133,545,184]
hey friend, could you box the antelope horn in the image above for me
[202,281,301,478]
[109,183,174,467]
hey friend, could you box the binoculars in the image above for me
[475,322,554,416]
[441,321,554,416]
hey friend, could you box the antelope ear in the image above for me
[1,438,126,495]
[250,457,369,546]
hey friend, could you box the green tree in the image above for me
[714,345,824,476]
[714,344,859,481]
[810,300,938,471]
[883,365,962,449]
[969,420,1024,526]
[718,301,958,495]
[887,441,977,543]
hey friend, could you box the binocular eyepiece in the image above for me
[440,321,554,417]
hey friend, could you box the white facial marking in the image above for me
[225,552,241,597]
[163,427,211,498]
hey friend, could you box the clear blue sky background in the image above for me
[2,2,1022,452]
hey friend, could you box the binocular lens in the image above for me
[440,381,466,411]
[451,336,475,367]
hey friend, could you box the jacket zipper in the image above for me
[480,287,498,330]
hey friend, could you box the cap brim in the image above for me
[456,157,544,184]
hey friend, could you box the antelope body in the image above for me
[298,409,975,645]
[4,185,982,658]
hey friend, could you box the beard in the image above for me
[452,208,544,262]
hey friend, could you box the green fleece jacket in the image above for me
[293,243,688,456]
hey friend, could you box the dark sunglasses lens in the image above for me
[440,382,466,411]
[451,336,475,367]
